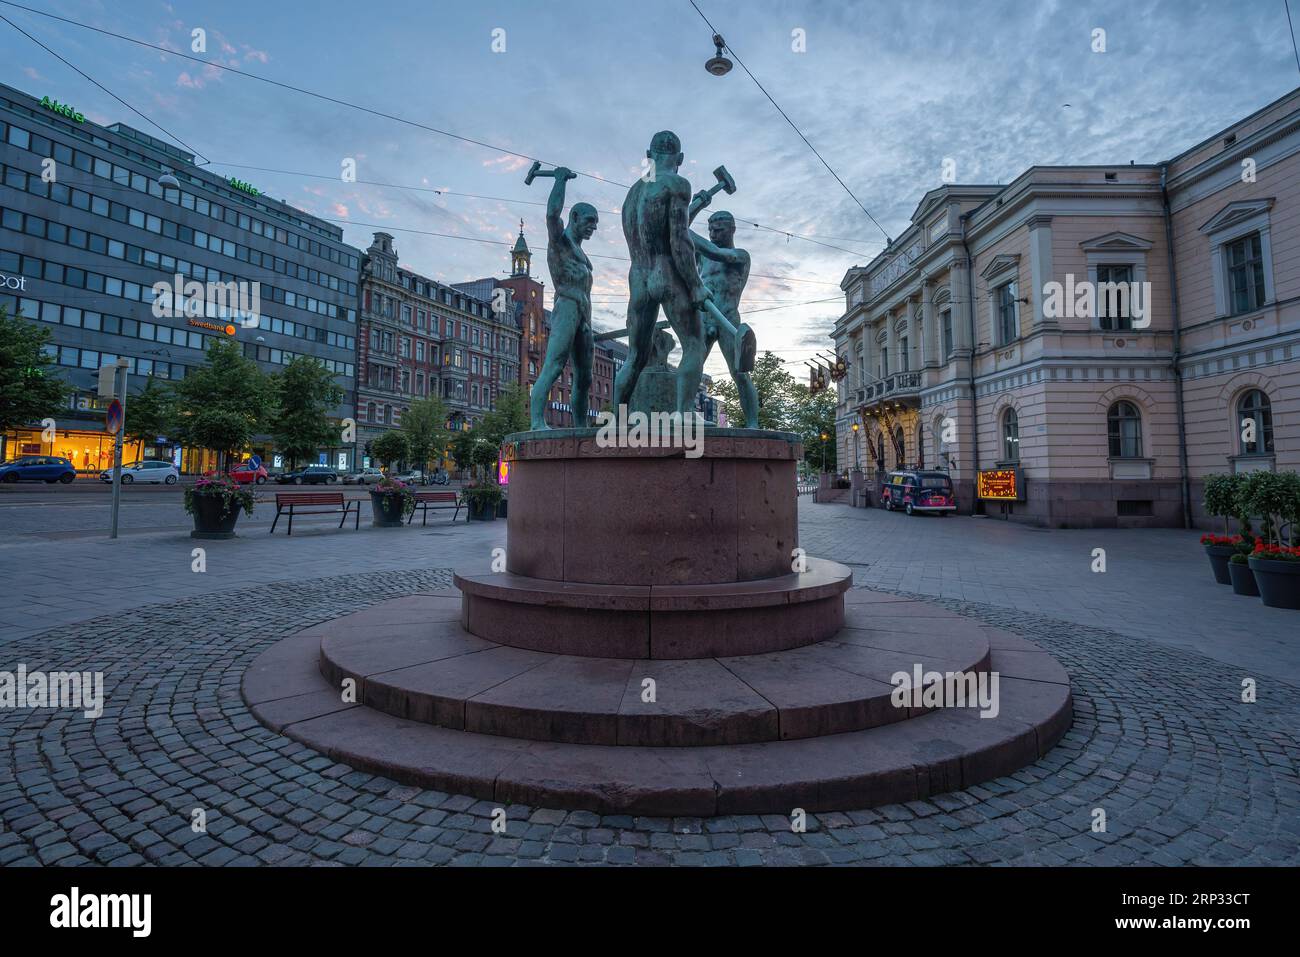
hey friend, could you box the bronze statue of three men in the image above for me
[526,131,759,431]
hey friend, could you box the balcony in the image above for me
[857,371,922,411]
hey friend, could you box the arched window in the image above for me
[1107,401,1142,458]
[1001,407,1020,462]
[872,432,885,473]
[893,426,906,466]
[916,423,925,469]
[1237,389,1274,455]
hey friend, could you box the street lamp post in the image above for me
[851,421,860,469]
[819,431,828,474]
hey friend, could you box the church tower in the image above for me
[511,219,531,278]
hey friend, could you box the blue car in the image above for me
[0,455,77,484]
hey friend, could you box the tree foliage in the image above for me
[271,356,343,469]
[400,396,451,473]
[0,305,68,436]
[711,351,836,471]
[171,339,274,471]
[371,429,410,469]
[123,376,175,455]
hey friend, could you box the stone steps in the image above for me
[314,600,991,746]
[242,589,1073,816]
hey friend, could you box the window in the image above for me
[1237,390,1274,455]
[1096,264,1134,331]
[1226,234,1266,314]
[997,281,1019,344]
[899,336,909,372]
[941,309,953,357]
[1107,401,1142,458]
[893,427,906,466]
[1001,408,1020,462]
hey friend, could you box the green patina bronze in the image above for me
[527,165,597,430]
[613,131,712,417]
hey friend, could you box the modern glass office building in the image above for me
[0,82,361,473]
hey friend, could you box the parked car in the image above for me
[342,466,385,485]
[100,460,179,484]
[1,455,76,484]
[229,462,269,485]
[428,468,450,486]
[879,469,957,516]
[276,465,340,485]
[392,469,425,485]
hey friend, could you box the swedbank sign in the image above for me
[40,96,85,124]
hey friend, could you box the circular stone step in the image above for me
[243,603,1072,817]
[454,557,852,659]
[313,597,992,746]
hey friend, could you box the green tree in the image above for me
[478,384,530,480]
[449,427,496,482]
[711,351,795,431]
[271,356,344,470]
[123,377,175,460]
[400,395,450,475]
[787,382,838,473]
[371,429,409,469]
[171,339,274,472]
[0,305,68,437]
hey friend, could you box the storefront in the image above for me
[2,427,149,473]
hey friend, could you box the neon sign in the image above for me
[40,96,84,124]
[977,468,1022,501]
[227,177,261,197]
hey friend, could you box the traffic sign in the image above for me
[105,399,123,435]
[248,454,263,470]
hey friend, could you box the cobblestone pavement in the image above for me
[1,568,1296,866]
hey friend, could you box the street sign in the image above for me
[97,363,117,398]
[248,454,263,470]
[105,399,123,435]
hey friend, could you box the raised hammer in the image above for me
[700,165,737,201]
[524,161,578,186]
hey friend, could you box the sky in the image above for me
[2,0,1299,382]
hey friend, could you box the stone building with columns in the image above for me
[833,87,1300,527]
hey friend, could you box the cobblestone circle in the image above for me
[1,571,1297,866]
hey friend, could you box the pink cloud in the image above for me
[482,155,530,173]
[332,203,350,218]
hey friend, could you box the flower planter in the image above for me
[1247,556,1300,609]
[1204,544,1235,585]
[370,490,407,528]
[467,500,497,522]
[1228,560,1260,597]
[190,493,242,539]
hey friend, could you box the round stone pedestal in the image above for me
[458,428,850,658]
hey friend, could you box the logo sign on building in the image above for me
[40,95,85,123]
[976,467,1023,501]
[227,177,260,197]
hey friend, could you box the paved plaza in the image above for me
[0,492,1297,866]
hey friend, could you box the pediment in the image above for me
[979,254,1020,281]
[1199,199,1275,235]
[1079,231,1154,252]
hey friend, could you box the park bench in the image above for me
[408,490,462,525]
[270,491,360,535]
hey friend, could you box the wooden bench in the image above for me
[270,491,360,535]
[408,490,462,525]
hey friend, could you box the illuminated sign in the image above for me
[187,318,237,336]
[976,468,1022,501]
[227,177,260,197]
[40,96,84,123]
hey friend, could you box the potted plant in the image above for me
[464,482,503,522]
[1201,473,1242,584]
[1244,470,1300,609]
[1227,548,1260,597]
[185,474,256,539]
[370,475,415,528]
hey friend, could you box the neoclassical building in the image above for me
[833,87,1300,528]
